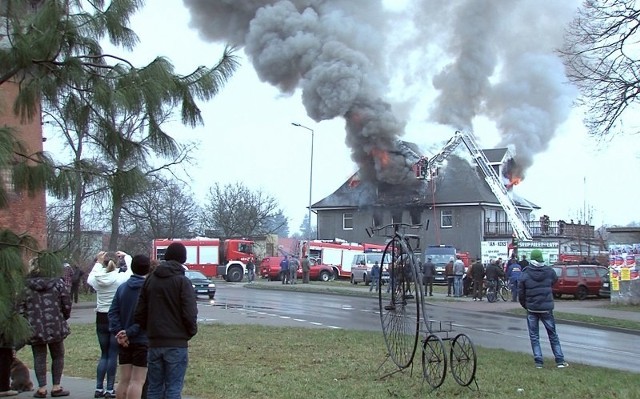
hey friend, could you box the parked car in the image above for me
[599,270,611,298]
[185,270,216,299]
[259,256,335,282]
[551,264,608,300]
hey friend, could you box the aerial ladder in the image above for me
[415,130,533,241]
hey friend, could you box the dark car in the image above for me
[551,264,608,300]
[599,270,611,298]
[185,270,216,299]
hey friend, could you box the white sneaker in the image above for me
[556,362,569,368]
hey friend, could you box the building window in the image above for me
[441,210,452,228]
[391,210,402,225]
[343,213,353,230]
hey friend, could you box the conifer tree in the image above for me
[0,0,238,348]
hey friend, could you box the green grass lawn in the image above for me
[16,323,639,399]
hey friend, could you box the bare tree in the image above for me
[120,176,201,253]
[561,0,640,138]
[200,182,286,237]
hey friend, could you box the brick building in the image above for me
[0,81,47,247]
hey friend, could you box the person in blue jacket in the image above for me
[280,256,290,285]
[506,258,522,302]
[518,249,568,369]
[108,255,150,399]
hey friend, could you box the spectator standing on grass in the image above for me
[301,255,311,284]
[87,251,132,399]
[471,257,485,301]
[70,264,84,304]
[485,259,505,292]
[108,255,150,399]
[62,263,73,292]
[370,261,381,293]
[422,257,435,296]
[520,255,530,270]
[280,256,290,285]
[506,258,523,302]
[19,258,72,398]
[453,256,465,297]
[246,258,255,284]
[134,242,198,399]
[445,258,454,297]
[518,249,568,369]
[289,256,299,285]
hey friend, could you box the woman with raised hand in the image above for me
[87,251,132,398]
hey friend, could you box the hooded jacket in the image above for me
[108,274,148,345]
[19,277,71,345]
[134,260,198,348]
[87,260,132,313]
[518,261,558,312]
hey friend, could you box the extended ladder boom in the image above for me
[419,131,533,241]
[457,131,532,241]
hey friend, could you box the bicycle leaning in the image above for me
[485,278,510,303]
[367,223,478,389]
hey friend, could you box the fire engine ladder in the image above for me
[458,131,533,241]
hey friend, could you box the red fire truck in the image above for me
[152,237,254,282]
[300,240,386,279]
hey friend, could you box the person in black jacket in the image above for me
[134,243,197,399]
[108,255,150,399]
[518,249,568,369]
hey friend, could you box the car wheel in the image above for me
[575,286,588,300]
[553,293,561,299]
[320,270,331,282]
[350,274,357,285]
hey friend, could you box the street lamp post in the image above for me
[291,122,314,239]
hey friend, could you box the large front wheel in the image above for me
[379,237,420,370]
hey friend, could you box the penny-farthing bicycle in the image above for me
[369,223,478,390]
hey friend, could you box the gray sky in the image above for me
[44,1,640,232]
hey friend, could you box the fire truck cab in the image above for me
[152,237,254,282]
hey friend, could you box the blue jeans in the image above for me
[147,347,189,399]
[96,312,119,391]
[453,275,463,296]
[369,276,380,292]
[526,311,565,366]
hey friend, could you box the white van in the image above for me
[350,252,390,285]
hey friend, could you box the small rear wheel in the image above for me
[421,334,447,388]
[450,333,477,387]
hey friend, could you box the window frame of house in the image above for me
[441,210,453,228]
[343,212,354,230]
[391,210,402,225]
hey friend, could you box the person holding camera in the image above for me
[87,251,131,398]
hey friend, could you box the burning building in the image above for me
[311,142,539,258]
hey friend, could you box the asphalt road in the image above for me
[71,281,640,373]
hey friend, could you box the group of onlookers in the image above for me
[0,242,197,399]
[421,250,568,369]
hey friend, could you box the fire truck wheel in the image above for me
[226,266,244,283]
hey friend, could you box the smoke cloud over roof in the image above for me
[183,0,578,184]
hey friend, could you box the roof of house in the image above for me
[312,150,539,211]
